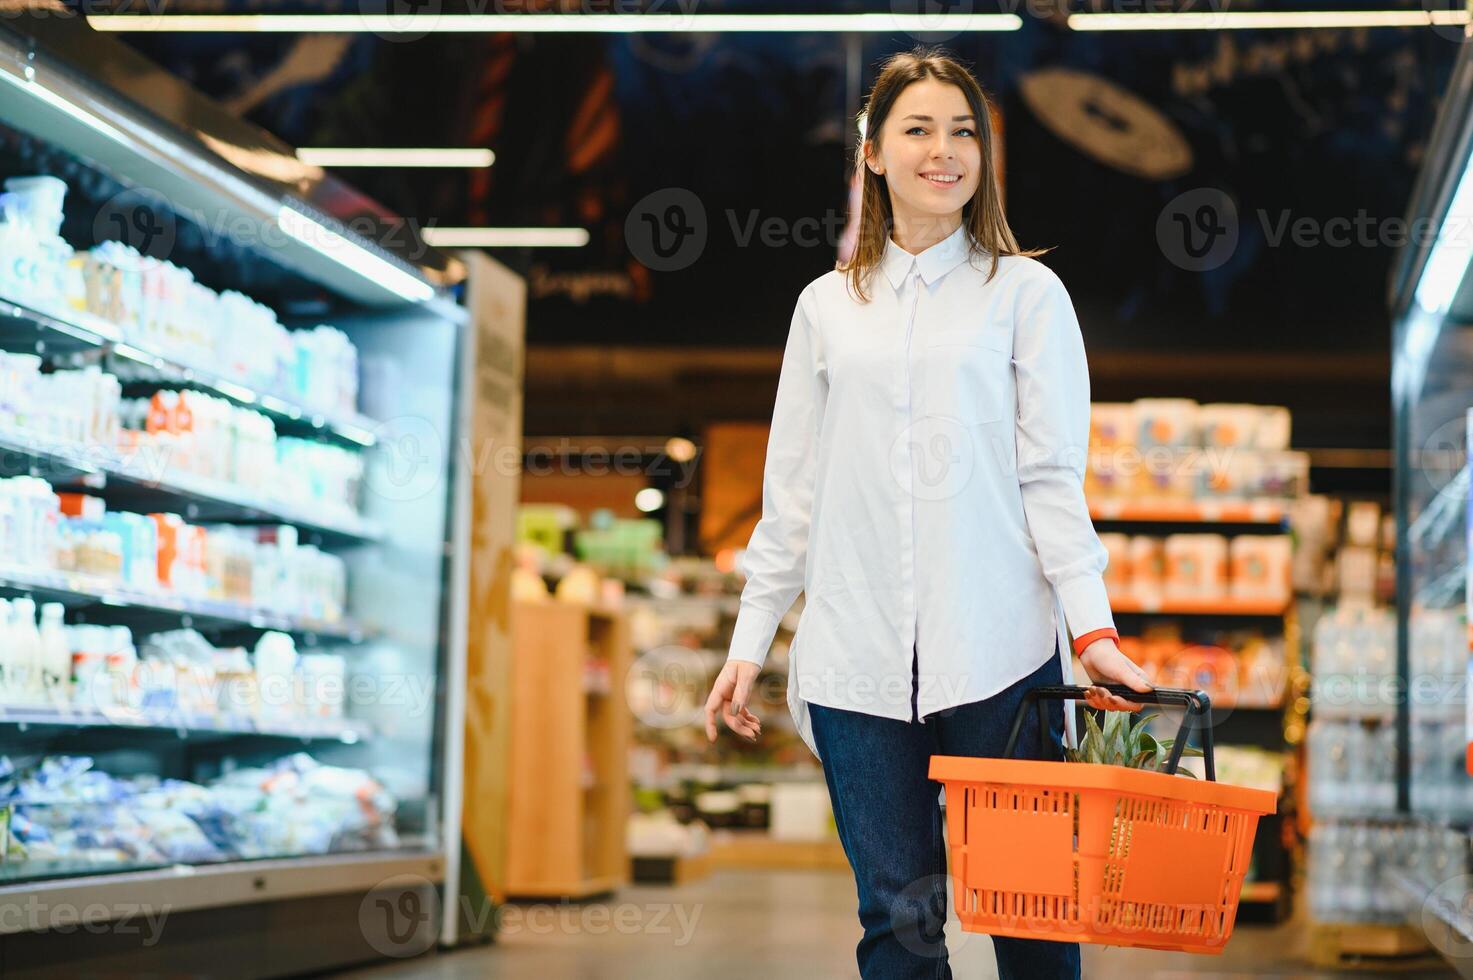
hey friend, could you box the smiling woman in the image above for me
[841,46,1044,303]
[704,44,1152,980]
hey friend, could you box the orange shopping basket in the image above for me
[928,684,1277,955]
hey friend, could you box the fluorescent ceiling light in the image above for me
[89,13,1022,33]
[1071,9,1470,31]
[1414,162,1473,316]
[423,227,590,248]
[277,205,436,302]
[298,147,495,168]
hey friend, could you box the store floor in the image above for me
[332,869,1457,979]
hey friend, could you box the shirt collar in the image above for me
[881,222,973,290]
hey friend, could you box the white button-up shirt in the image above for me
[727,223,1114,760]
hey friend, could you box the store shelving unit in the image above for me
[505,600,631,898]
[0,563,371,642]
[1089,499,1287,524]
[0,15,478,974]
[1353,30,1473,974]
[1092,500,1300,922]
[0,703,373,743]
[0,422,383,544]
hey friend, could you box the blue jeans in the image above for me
[808,649,1080,980]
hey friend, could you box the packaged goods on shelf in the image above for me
[290,325,360,419]
[0,175,367,422]
[1230,535,1294,600]
[275,438,365,516]
[1310,605,1469,820]
[627,810,711,859]
[0,357,120,448]
[1178,744,1284,792]
[1308,820,1468,925]
[0,357,367,522]
[0,751,397,868]
[0,480,348,623]
[1163,534,1229,600]
[1118,628,1286,705]
[1086,398,1307,505]
[516,504,579,555]
[0,176,76,317]
[1311,604,1397,720]
[1308,720,1398,817]
[1103,532,1292,606]
[0,476,60,569]
[573,512,668,582]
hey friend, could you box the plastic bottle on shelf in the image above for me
[104,625,137,711]
[8,596,42,705]
[254,631,298,720]
[1368,824,1397,920]
[1306,720,1330,814]
[38,602,69,704]
[1347,823,1376,922]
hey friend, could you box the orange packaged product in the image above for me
[57,493,105,521]
[1158,644,1239,706]
[150,513,184,589]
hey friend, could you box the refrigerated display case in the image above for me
[0,17,475,976]
[1387,26,1473,965]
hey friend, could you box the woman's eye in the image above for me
[906,126,927,136]
[955,127,975,138]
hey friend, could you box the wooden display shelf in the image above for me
[708,830,848,871]
[630,851,713,886]
[1306,921,1436,971]
[1109,595,1292,616]
[1088,499,1288,524]
[504,600,632,900]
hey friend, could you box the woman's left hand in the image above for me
[1078,638,1152,713]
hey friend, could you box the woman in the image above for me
[702,47,1152,979]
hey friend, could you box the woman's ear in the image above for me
[862,138,883,176]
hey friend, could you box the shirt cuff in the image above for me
[1056,573,1116,644]
[728,605,783,668]
[1072,627,1120,657]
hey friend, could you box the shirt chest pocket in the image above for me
[922,325,1013,426]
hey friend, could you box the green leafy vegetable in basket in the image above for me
[1063,710,1204,778]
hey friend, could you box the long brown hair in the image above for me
[841,46,1046,303]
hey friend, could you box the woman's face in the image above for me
[866,77,983,236]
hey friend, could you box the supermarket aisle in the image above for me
[331,869,1452,979]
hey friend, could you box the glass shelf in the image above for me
[0,427,382,545]
[0,564,370,644]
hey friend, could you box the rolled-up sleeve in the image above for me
[1012,266,1117,647]
[727,287,827,668]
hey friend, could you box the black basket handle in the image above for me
[1002,685,1216,781]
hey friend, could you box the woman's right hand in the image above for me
[704,660,763,743]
